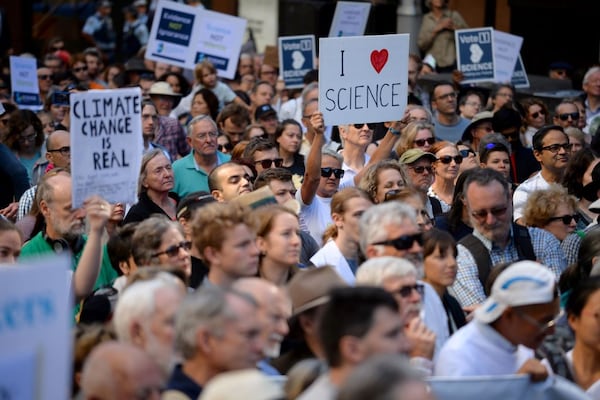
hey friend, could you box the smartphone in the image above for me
[52,91,70,106]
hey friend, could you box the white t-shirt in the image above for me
[297,191,333,246]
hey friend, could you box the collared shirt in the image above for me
[453,227,567,307]
[172,150,230,198]
[434,319,534,377]
[17,185,37,221]
[512,171,549,221]
[155,116,190,160]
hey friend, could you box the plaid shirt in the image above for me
[17,185,36,221]
[155,116,190,160]
[453,226,567,307]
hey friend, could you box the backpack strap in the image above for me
[513,223,536,261]
[458,234,492,289]
[429,196,443,218]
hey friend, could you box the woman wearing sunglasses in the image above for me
[522,183,578,247]
[520,97,549,148]
[255,204,302,286]
[428,141,462,214]
[395,121,436,157]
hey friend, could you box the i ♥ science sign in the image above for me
[319,34,409,126]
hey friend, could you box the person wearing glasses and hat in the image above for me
[436,261,560,381]
[460,111,494,155]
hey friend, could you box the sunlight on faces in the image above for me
[317,155,342,198]
[257,212,301,267]
[372,222,423,269]
[423,244,458,293]
[277,124,302,154]
[527,104,546,129]
[375,168,405,204]
[481,150,510,179]
[43,175,86,241]
[143,154,174,193]
[401,194,432,232]
[543,202,576,241]
[0,230,22,263]
[357,306,406,359]
[405,160,434,192]
[413,128,435,152]
[209,224,260,277]
[141,104,158,138]
[269,180,296,204]
[534,130,571,172]
[334,197,373,244]
[465,180,511,244]
[568,289,600,351]
[383,274,422,324]
[188,119,218,157]
[214,164,253,201]
[191,92,210,117]
[156,227,191,276]
[433,146,460,181]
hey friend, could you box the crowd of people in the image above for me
[2,0,600,399]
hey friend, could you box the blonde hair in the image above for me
[522,183,577,228]
[395,121,435,157]
[322,187,372,242]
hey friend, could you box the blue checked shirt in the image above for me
[453,226,567,307]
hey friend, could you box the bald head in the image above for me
[233,278,291,358]
[46,130,71,169]
[80,341,163,400]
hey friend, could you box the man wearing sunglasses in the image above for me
[552,100,580,129]
[436,261,559,381]
[359,202,450,359]
[513,125,571,223]
[242,137,282,174]
[399,148,441,219]
[454,169,567,308]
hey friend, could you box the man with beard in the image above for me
[113,274,186,378]
[513,125,572,223]
[232,278,292,375]
[172,115,231,198]
[19,170,117,301]
[359,203,444,359]
[399,148,440,219]
[454,169,567,308]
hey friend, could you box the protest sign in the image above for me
[0,255,72,400]
[319,34,409,126]
[145,0,199,69]
[512,54,530,88]
[278,35,316,89]
[194,9,247,80]
[70,88,143,208]
[10,56,42,111]
[455,27,495,84]
[328,1,371,37]
[493,30,523,83]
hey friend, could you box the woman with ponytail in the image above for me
[309,187,373,284]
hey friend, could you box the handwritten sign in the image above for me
[511,55,530,89]
[455,27,495,84]
[279,35,316,89]
[329,1,371,37]
[319,34,409,126]
[70,88,143,208]
[194,9,247,80]
[493,30,523,83]
[0,255,72,400]
[10,56,42,111]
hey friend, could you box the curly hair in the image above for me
[5,109,44,151]
[358,159,408,203]
[522,183,577,228]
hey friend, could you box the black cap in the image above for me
[255,104,277,121]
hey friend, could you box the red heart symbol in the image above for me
[370,49,389,74]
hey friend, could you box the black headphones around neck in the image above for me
[43,231,85,255]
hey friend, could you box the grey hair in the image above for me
[112,275,182,343]
[356,256,417,286]
[187,114,218,137]
[322,148,343,164]
[359,202,417,255]
[583,66,600,85]
[131,215,183,266]
[301,82,319,102]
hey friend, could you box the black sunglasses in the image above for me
[152,241,192,258]
[530,111,545,119]
[408,165,434,174]
[414,137,435,147]
[436,155,463,164]
[547,214,579,225]
[393,283,425,298]
[73,66,88,73]
[321,167,345,179]
[459,149,476,158]
[353,123,377,130]
[372,233,423,251]
[558,112,579,121]
[255,158,283,169]
[218,143,233,152]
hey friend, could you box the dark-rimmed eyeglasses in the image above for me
[38,74,53,80]
[372,233,423,251]
[459,149,476,158]
[353,123,376,130]
[470,206,508,221]
[547,214,579,225]
[435,92,458,101]
[73,66,88,73]
[530,111,545,119]
[515,309,564,333]
[436,155,463,164]
[407,165,433,174]
[392,283,425,298]
[320,167,345,179]
[539,143,572,154]
[151,241,192,258]
[414,137,435,147]
[47,146,70,156]
[19,133,37,142]
[255,158,283,169]
[558,112,579,121]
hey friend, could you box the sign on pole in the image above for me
[511,55,530,89]
[10,56,42,111]
[278,35,316,89]
[455,27,495,84]
[146,0,247,79]
[493,30,523,83]
[319,34,409,126]
[70,88,143,208]
[328,1,371,37]
[0,255,72,400]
